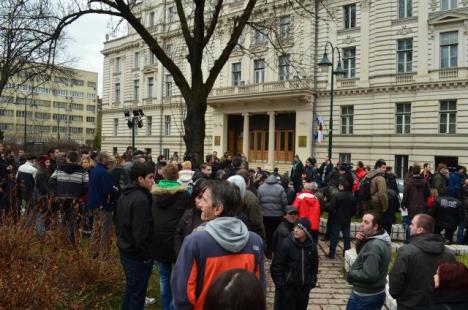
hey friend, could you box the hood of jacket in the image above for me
[366,170,384,179]
[265,174,279,184]
[60,162,86,174]
[205,217,250,253]
[121,183,150,197]
[411,233,447,255]
[409,174,426,188]
[368,230,391,245]
[178,170,194,182]
[151,181,187,207]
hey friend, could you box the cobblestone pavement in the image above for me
[265,239,352,310]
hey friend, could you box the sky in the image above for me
[65,14,112,97]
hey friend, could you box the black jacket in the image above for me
[389,233,456,310]
[115,184,153,261]
[402,174,429,218]
[272,220,294,254]
[151,184,191,262]
[329,190,356,226]
[430,196,463,229]
[174,207,203,257]
[429,289,468,310]
[270,235,319,290]
[48,162,88,199]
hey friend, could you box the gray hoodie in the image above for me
[205,217,250,253]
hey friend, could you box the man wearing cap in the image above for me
[272,205,298,255]
[271,217,319,310]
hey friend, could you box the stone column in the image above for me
[267,111,275,167]
[242,112,249,160]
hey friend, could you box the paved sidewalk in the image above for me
[265,239,352,310]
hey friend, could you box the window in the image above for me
[147,77,154,98]
[165,74,173,97]
[439,100,456,134]
[341,106,354,134]
[146,116,152,135]
[279,15,291,39]
[440,31,458,68]
[165,43,173,58]
[397,39,413,73]
[134,51,140,69]
[113,147,118,155]
[278,54,290,80]
[167,6,175,22]
[87,105,95,112]
[164,115,171,135]
[254,59,265,84]
[339,153,351,164]
[395,155,409,179]
[149,50,156,65]
[396,103,411,134]
[163,148,170,159]
[113,118,118,136]
[133,79,140,101]
[71,79,84,86]
[398,0,413,18]
[115,57,121,72]
[344,4,356,29]
[0,109,13,117]
[87,81,97,88]
[232,62,242,86]
[254,22,267,44]
[149,11,155,26]
[87,116,95,123]
[440,0,457,11]
[343,47,356,78]
[114,83,121,102]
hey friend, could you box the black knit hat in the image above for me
[295,217,311,231]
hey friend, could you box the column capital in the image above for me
[267,111,276,116]
[242,112,250,117]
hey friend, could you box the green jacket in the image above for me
[347,230,391,294]
[244,189,266,240]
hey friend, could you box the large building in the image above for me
[101,0,468,175]
[0,68,99,146]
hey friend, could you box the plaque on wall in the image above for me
[214,136,221,146]
[298,136,307,147]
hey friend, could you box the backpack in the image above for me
[358,176,373,202]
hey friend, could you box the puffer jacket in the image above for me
[447,172,463,199]
[292,190,321,231]
[257,174,287,217]
[368,170,389,212]
[389,233,456,310]
[402,174,429,218]
[430,196,463,230]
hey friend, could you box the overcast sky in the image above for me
[65,14,112,96]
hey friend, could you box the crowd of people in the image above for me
[1,142,468,310]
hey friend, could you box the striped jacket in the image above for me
[48,163,88,199]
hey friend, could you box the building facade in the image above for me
[0,68,99,146]
[101,0,468,173]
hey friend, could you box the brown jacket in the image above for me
[368,170,389,213]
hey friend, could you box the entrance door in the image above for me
[435,156,458,171]
[249,130,268,161]
[275,130,294,162]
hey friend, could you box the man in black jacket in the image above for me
[431,195,463,244]
[115,162,155,310]
[272,205,298,255]
[271,217,319,310]
[389,213,456,310]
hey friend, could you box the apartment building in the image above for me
[0,68,99,146]
[101,0,468,173]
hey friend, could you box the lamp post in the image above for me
[318,41,346,161]
[124,108,144,150]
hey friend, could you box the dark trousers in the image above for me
[59,199,76,244]
[329,224,351,258]
[276,286,311,310]
[120,255,153,310]
[435,225,455,244]
[264,216,282,258]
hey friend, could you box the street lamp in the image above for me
[124,108,144,150]
[318,41,345,161]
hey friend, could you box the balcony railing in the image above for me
[209,79,314,98]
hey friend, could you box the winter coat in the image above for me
[304,165,321,185]
[463,185,468,225]
[290,160,304,184]
[352,167,366,193]
[174,207,203,258]
[151,181,191,263]
[432,171,447,196]
[257,174,288,217]
[402,174,429,218]
[429,289,468,310]
[48,162,88,199]
[270,235,319,290]
[272,220,294,254]
[87,163,113,211]
[318,162,333,184]
[16,161,37,202]
[447,172,464,199]
[293,190,321,231]
[35,167,49,196]
[244,189,266,240]
[389,233,456,310]
[430,196,463,230]
[115,184,153,261]
[347,230,391,294]
[367,170,389,212]
[329,190,357,227]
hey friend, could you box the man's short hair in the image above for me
[236,169,250,184]
[436,163,448,171]
[415,214,435,233]
[413,165,421,175]
[130,162,154,182]
[97,151,109,163]
[363,210,383,229]
[66,151,80,163]
[162,163,179,181]
[204,180,242,217]
[201,162,211,170]
[205,154,213,163]
[374,159,386,169]
[232,155,243,168]
[423,162,430,169]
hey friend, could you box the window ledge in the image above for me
[337,27,361,35]
[391,16,418,25]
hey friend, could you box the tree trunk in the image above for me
[183,96,208,160]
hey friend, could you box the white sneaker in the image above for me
[145,297,156,306]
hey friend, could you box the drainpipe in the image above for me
[311,0,319,158]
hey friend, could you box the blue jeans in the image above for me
[456,221,466,244]
[329,224,351,258]
[346,291,386,310]
[158,261,175,310]
[121,255,153,310]
[402,216,411,244]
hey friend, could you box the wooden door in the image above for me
[249,130,268,161]
[275,130,294,161]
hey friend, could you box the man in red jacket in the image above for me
[293,182,321,243]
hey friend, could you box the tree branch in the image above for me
[174,0,193,49]
[203,0,224,48]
